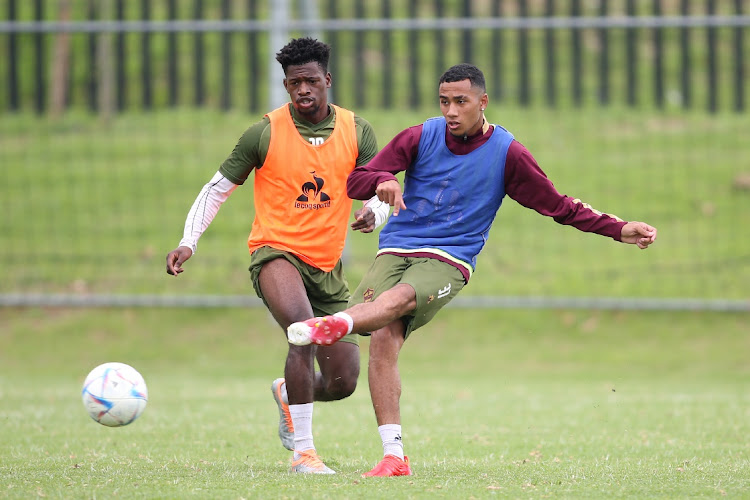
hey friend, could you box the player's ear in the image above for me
[325,72,332,88]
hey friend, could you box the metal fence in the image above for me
[2,0,748,114]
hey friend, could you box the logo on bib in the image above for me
[295,171,331,209]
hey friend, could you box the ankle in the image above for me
[333,311,354,334]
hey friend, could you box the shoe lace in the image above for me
[295,450,325,469]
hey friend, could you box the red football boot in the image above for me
[287,315,350,346]
[362,455,412,477]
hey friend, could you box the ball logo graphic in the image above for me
[81,362,148,427]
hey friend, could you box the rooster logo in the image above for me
[297,171,330,202]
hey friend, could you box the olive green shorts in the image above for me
[248,246,359,345]
[349,254,465,339]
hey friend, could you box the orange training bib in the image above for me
[247,104,358,271]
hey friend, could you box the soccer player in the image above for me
[165,37,388,474]
[286,63,658,477]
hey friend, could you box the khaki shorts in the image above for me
[248,246,359,345]
[349,254,465,339]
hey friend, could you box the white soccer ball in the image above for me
[81,362,148,427]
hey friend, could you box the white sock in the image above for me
[289,403,314,458]
[333,312,354,334]
[378,424,404,460]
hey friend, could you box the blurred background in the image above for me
[1,0,748,309]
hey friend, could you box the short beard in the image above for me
[295,102,320,118]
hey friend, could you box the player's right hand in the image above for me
[620,221,657,249]
[375,180,407,216]
[166,246,193,275]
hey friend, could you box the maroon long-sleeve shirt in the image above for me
[348,122,626,244]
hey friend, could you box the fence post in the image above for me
[626,0,637,106]
[570,0,582,106]
[168,0,178,107]
[653,0,664,108]
[491,0,503,103]
[115,0,126,110]
[354,0,365,108]
[408,0,419,109]
[707,0,717,113]
[301,0,322,39]
[461,0,472,64]
[98,0,115,123]
[680,0,691,109]
[269,0,289,109]
[34,0,45,114]
[326,0,339,103]
[87,0,98,112]
[221,0,232,110]
[194,0,205,106]
[597,0,609,105]
[382,0,393,108]
[545,0,556,107]
[518,0,529,106]
[247,0,260,113]
[50,0,72,117]
[7,0,19,111]
[733,0,745,112]
[434,0,446,91]
[141,0,152,110]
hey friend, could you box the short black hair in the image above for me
[439,63,486,93]
[275,37,331,75]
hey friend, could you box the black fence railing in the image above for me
[2,0,748,114]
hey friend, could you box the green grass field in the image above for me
[3,6,750,497]
[1,306,748,498]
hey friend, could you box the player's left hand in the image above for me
[621,221,657,249]
[351,207,376,233]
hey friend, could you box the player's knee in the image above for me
[379,286,417,319]
[326,374,358,400]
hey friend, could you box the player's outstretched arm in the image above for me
[620,221,657,249]
[165,171,238,276]
[166,246,193,275]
